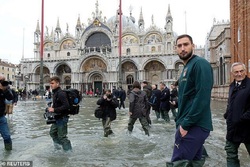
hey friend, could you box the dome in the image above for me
[106,15,138,32]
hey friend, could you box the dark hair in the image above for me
[132,81,141,89]
[160,82,165,87]
[105,89,111,93]
[142,80,148,85]
[50,76,60,83]
[176,34,193,45]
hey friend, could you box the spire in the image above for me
[50,27,54,38]
[165,4,173,32]
[138,7,144,30]
[55,17,61,33]
[166,4,173,22]
[76,14,82,30]
[95,0,99,18]
[35,20,40,34]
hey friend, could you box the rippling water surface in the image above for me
[0,98,249,167]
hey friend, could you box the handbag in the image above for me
[94,106,103,118]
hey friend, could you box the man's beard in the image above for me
[178,50,193,61]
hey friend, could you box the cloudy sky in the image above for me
[0,0,230,64]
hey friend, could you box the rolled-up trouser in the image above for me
[171,126,210,162]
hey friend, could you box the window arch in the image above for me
[126,75,134,85]
[126,48,131,55]
[67,52,70,56]
[151,46,156,52]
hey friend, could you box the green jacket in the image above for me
[176,55,213,131]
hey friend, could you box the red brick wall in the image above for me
[230,0,250,80]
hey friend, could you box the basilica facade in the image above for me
[21,1,184,94]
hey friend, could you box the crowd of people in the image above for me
[0,34,249,167]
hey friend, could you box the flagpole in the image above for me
[39,0,44,96]
[118,0,122,87]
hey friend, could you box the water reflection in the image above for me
[0,99,249,167]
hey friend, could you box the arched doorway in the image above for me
[55,64,72,89]
[144,60,165,84]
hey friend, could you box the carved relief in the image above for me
[122,61,137,72]
[56,64,71,75]
[122,35,138,45]
[144,61,165,71]
[60,40,76,50]
[144,33,162,44]
[82,58,107,72]
[44,42,53,51]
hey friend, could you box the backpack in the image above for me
[148,93,157,107]
[131,91,148,114]
[94,106,103,118]
[62,89,82,115]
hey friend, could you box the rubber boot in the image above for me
[166,160,191,167]
[62,141,72,152]
[190,157,205,167]
[4,142,12,151]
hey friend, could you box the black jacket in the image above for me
[0,88,13,116]
[97,94,118,121]
[160,87,170,111]
[52,87,70,118]
[151,88,161,111]
[11,89,18,104]
[118,89,126,101]
[224,76,250,143]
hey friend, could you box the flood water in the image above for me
[1,98,249,167]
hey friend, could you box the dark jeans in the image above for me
[171,126,210,162]
[0,116,12,144]
[225,140,250,167]
[50,116,72,151]
[119,100,125,109]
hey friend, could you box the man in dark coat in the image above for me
[142,81,152,125]
[159,82,171,122]
[169,83,178,119]
[151,84,161,120]
[97,89,118,137]
[47,76,72,151]
[224,62,250,166]
[118,86,126,109]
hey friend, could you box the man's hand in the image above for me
[179,125,188,137]
[48,107,54,112]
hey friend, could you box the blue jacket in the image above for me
[224,76,250,143]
